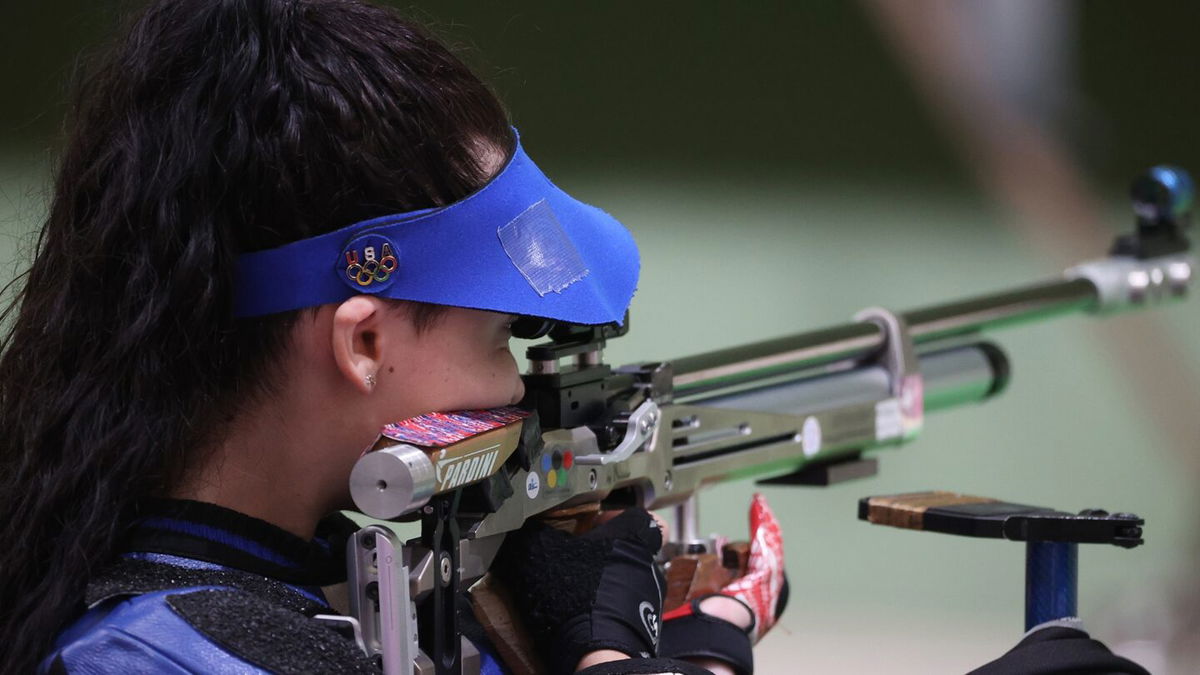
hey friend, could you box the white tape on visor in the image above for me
[497,199,590,296]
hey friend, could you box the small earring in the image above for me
[364,373,377,389]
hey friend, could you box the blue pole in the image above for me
[1025,541,1078,630]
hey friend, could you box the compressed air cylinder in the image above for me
[350,443,436,520]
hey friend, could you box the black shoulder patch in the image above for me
[86,558,326,616]
[167,589,378,674]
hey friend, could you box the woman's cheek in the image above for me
[494,348,525,405]
[443,352,523,410]
[509,374,526,404]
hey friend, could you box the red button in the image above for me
[563,450,574,469]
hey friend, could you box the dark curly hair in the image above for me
[0,0,510,670]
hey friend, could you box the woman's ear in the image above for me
[331,296,388,393]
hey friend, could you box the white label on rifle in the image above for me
[802,416,822,457]
[875,398,903,441]
[436,444,500,492]
[525,471,540,499]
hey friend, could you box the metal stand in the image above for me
[1025,541,1078,630]
[420,493,462,675]
[859,491,1143,630]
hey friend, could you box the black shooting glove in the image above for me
[659,595,755,675]
[493,508,666,675]
[969,619,1150,675]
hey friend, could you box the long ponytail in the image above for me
[0,1,510,670]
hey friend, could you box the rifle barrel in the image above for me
[672,277,1095,395]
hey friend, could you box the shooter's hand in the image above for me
[659,493,788,675]
[493,508,666,674]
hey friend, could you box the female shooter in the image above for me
[0,0,779,673]
[0,1,1146,673]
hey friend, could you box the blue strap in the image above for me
[234,129,638,325]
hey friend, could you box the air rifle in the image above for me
[332,166,1195,674]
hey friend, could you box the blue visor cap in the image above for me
[233,134,639,324]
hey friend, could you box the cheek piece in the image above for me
[233,129,639,326]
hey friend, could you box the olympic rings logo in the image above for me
[347,257,397,286]
[345,243,398,288]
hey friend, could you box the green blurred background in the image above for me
[3,1,1199,672]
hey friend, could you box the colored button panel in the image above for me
[538,448,572,490]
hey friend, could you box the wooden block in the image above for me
[468,573,544,675]
[664,553,737,612]
[541,502,603,535]
[864,491,998,530]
